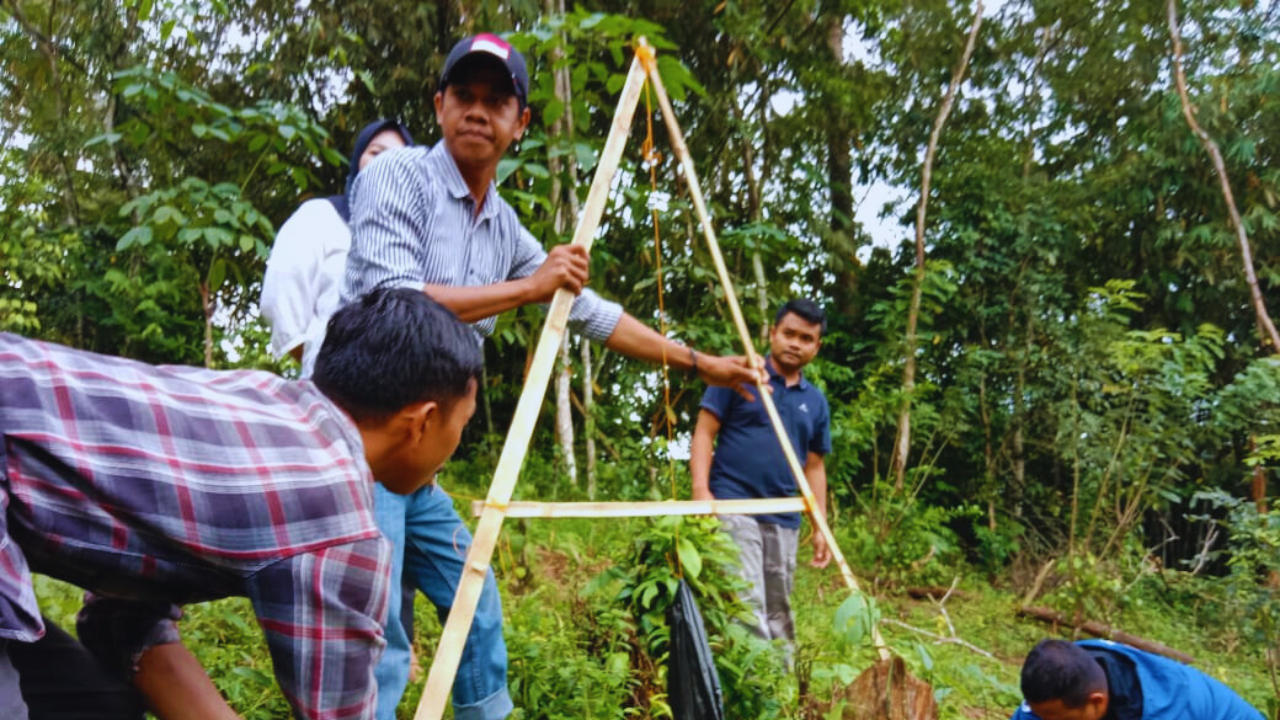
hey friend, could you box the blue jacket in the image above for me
[1011,640,1262,720]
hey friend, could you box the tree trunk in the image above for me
[1010,27,1049,517]
[480,363,494,436]
[1018,606,1196,664]
[555,336,577,486]
[198,280,214,368]
[1011,363,1027,517]
[1011,313,1035,518]
[826,16,855,249]
[581,340,597,498]
[732,58,769,344]
[107,5,141,200]
[9,1,80,225]
[1251,435,1268,513]
[977,365,997,531]
[1167,0,1280,354]
[548,0,577,487]
[890,2,985,490]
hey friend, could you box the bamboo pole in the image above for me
[471,497,808,519]
[640,48,891,661]
[413,55,650,720]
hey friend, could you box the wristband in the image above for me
[687,347,698,379]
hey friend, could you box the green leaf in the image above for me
[544,99,566,128]
[917,642,934,671]
[239,234,254,253]
[278,125,297,141]
[321,146,345,166]
[676,537,702,579]
[574,142,597,174]
[834,593,864,635]
[656,56,705,101]
[606,652,629,677]
[207,258,227,291]
[84,132,123,148]
[153,205,187,225]
[117,226,153,250]
[497,158,521,185]
[639,581,658,608]
[203,227,234,247]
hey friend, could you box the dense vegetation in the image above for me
[5,0,1279,717]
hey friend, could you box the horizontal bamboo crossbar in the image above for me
[471,497,809,519]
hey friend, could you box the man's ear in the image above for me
[389,400,438,444]
[515,105,531,140]
[409,400,441,442]
[434,91,445,121]
[1086,690,1108,720]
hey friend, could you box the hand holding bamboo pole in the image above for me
[413,54,650,720]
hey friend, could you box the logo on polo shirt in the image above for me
[799,403,809,413]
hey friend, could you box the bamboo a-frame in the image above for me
[415,40,885,720]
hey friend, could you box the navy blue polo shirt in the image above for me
[700,356,832,528]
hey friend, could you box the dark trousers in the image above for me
[0,618,145,720]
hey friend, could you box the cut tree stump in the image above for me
[829,655,939,720]
[1017,606,1196,665]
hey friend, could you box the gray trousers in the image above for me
[719,515,799,648]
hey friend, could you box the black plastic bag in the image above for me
[667,579,726,720]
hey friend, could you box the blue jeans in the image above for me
[373,483,511,720]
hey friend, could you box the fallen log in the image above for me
[1017,606,1196,665]
[906,586,969,601]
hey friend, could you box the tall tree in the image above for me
[1167,0,1280,354]
[889,0,984,490]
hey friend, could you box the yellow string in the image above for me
[642,78,678,502]
[641,71,686,582]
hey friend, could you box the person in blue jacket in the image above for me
[1011,638,1262,720]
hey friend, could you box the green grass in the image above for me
[30,508,1277,718]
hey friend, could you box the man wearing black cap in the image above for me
[343,33,763,720]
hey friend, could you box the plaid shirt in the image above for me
[0,333,390,720]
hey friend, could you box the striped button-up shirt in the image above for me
[344,142,623,342]
[0,333,390,720]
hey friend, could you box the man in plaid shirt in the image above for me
[0,288,481,720]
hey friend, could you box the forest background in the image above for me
[3,0,1280,718]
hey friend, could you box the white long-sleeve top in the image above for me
[260,199,350,375]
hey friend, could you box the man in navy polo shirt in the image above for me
[690,299,832,652]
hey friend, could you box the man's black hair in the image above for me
[1021,640,1108,708]
[313,288,482,423]
[775,298,827,336]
